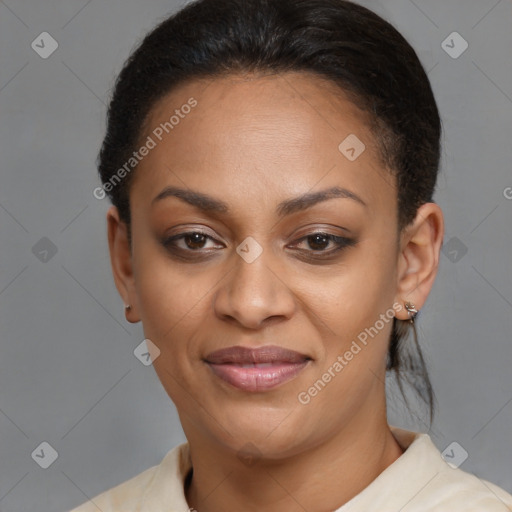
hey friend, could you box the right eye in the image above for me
[163,230,224,249]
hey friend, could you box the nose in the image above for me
[212,240,296,329]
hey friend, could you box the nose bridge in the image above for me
[234,236,275,297]
[213,235,295,328]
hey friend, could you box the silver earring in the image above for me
[125,304,132,311]
[404,302,418,323]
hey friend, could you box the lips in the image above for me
[204,345,311,392]
[205,345,309,365]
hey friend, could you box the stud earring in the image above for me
[125,304,132,311]
[404,302,418,323]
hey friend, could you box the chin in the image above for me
[208,405,309,453]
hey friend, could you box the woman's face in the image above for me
[114,72,414,457]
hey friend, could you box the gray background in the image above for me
[0,0,511,511]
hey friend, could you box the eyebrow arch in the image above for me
[151,185,367,217]
[276,186,367,216]
[151,186,229,214]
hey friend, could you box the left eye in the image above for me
[291,232,355,253]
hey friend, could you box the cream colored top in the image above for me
[70,427,512,511]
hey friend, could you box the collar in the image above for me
[138,426,484,511]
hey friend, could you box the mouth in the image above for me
[204,345,311,392]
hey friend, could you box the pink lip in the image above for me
[204,345,311,392]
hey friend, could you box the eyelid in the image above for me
[162,225,222,240]
[162,230,224,247]
[161,228,357,264]
[161,223,358,261]
[289,232,356,251]
[162,225,352,245]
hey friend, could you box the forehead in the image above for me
[131,71,395,215]
[144,71,374,148]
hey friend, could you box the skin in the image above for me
[107,71,444,511]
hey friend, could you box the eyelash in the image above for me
[161,230,357,261]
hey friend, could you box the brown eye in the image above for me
[162,231,223,255]
[289,232,357,260]
[296,232,355,252]
[182,233,208,249]
[305,233,331,251]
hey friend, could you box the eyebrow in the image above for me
[151,185,367,217]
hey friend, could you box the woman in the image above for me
[71,0,512,510]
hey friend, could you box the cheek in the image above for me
[301,240,397,338]
[132,242,219,357]
[296,236,398,395]
[132,250,218,408]
[297,299,396,432]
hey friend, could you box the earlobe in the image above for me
[106,206,140,323]
[394,202,444,320]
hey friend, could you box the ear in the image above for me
[106,205,141,323]
[394,202,444,320]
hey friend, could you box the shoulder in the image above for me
[69,463,158,512]
[426,468,512,510]
[68,442,191,512]
[71,466,158,512]
[347,427,512,511]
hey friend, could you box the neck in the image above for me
[184,416,404,512]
